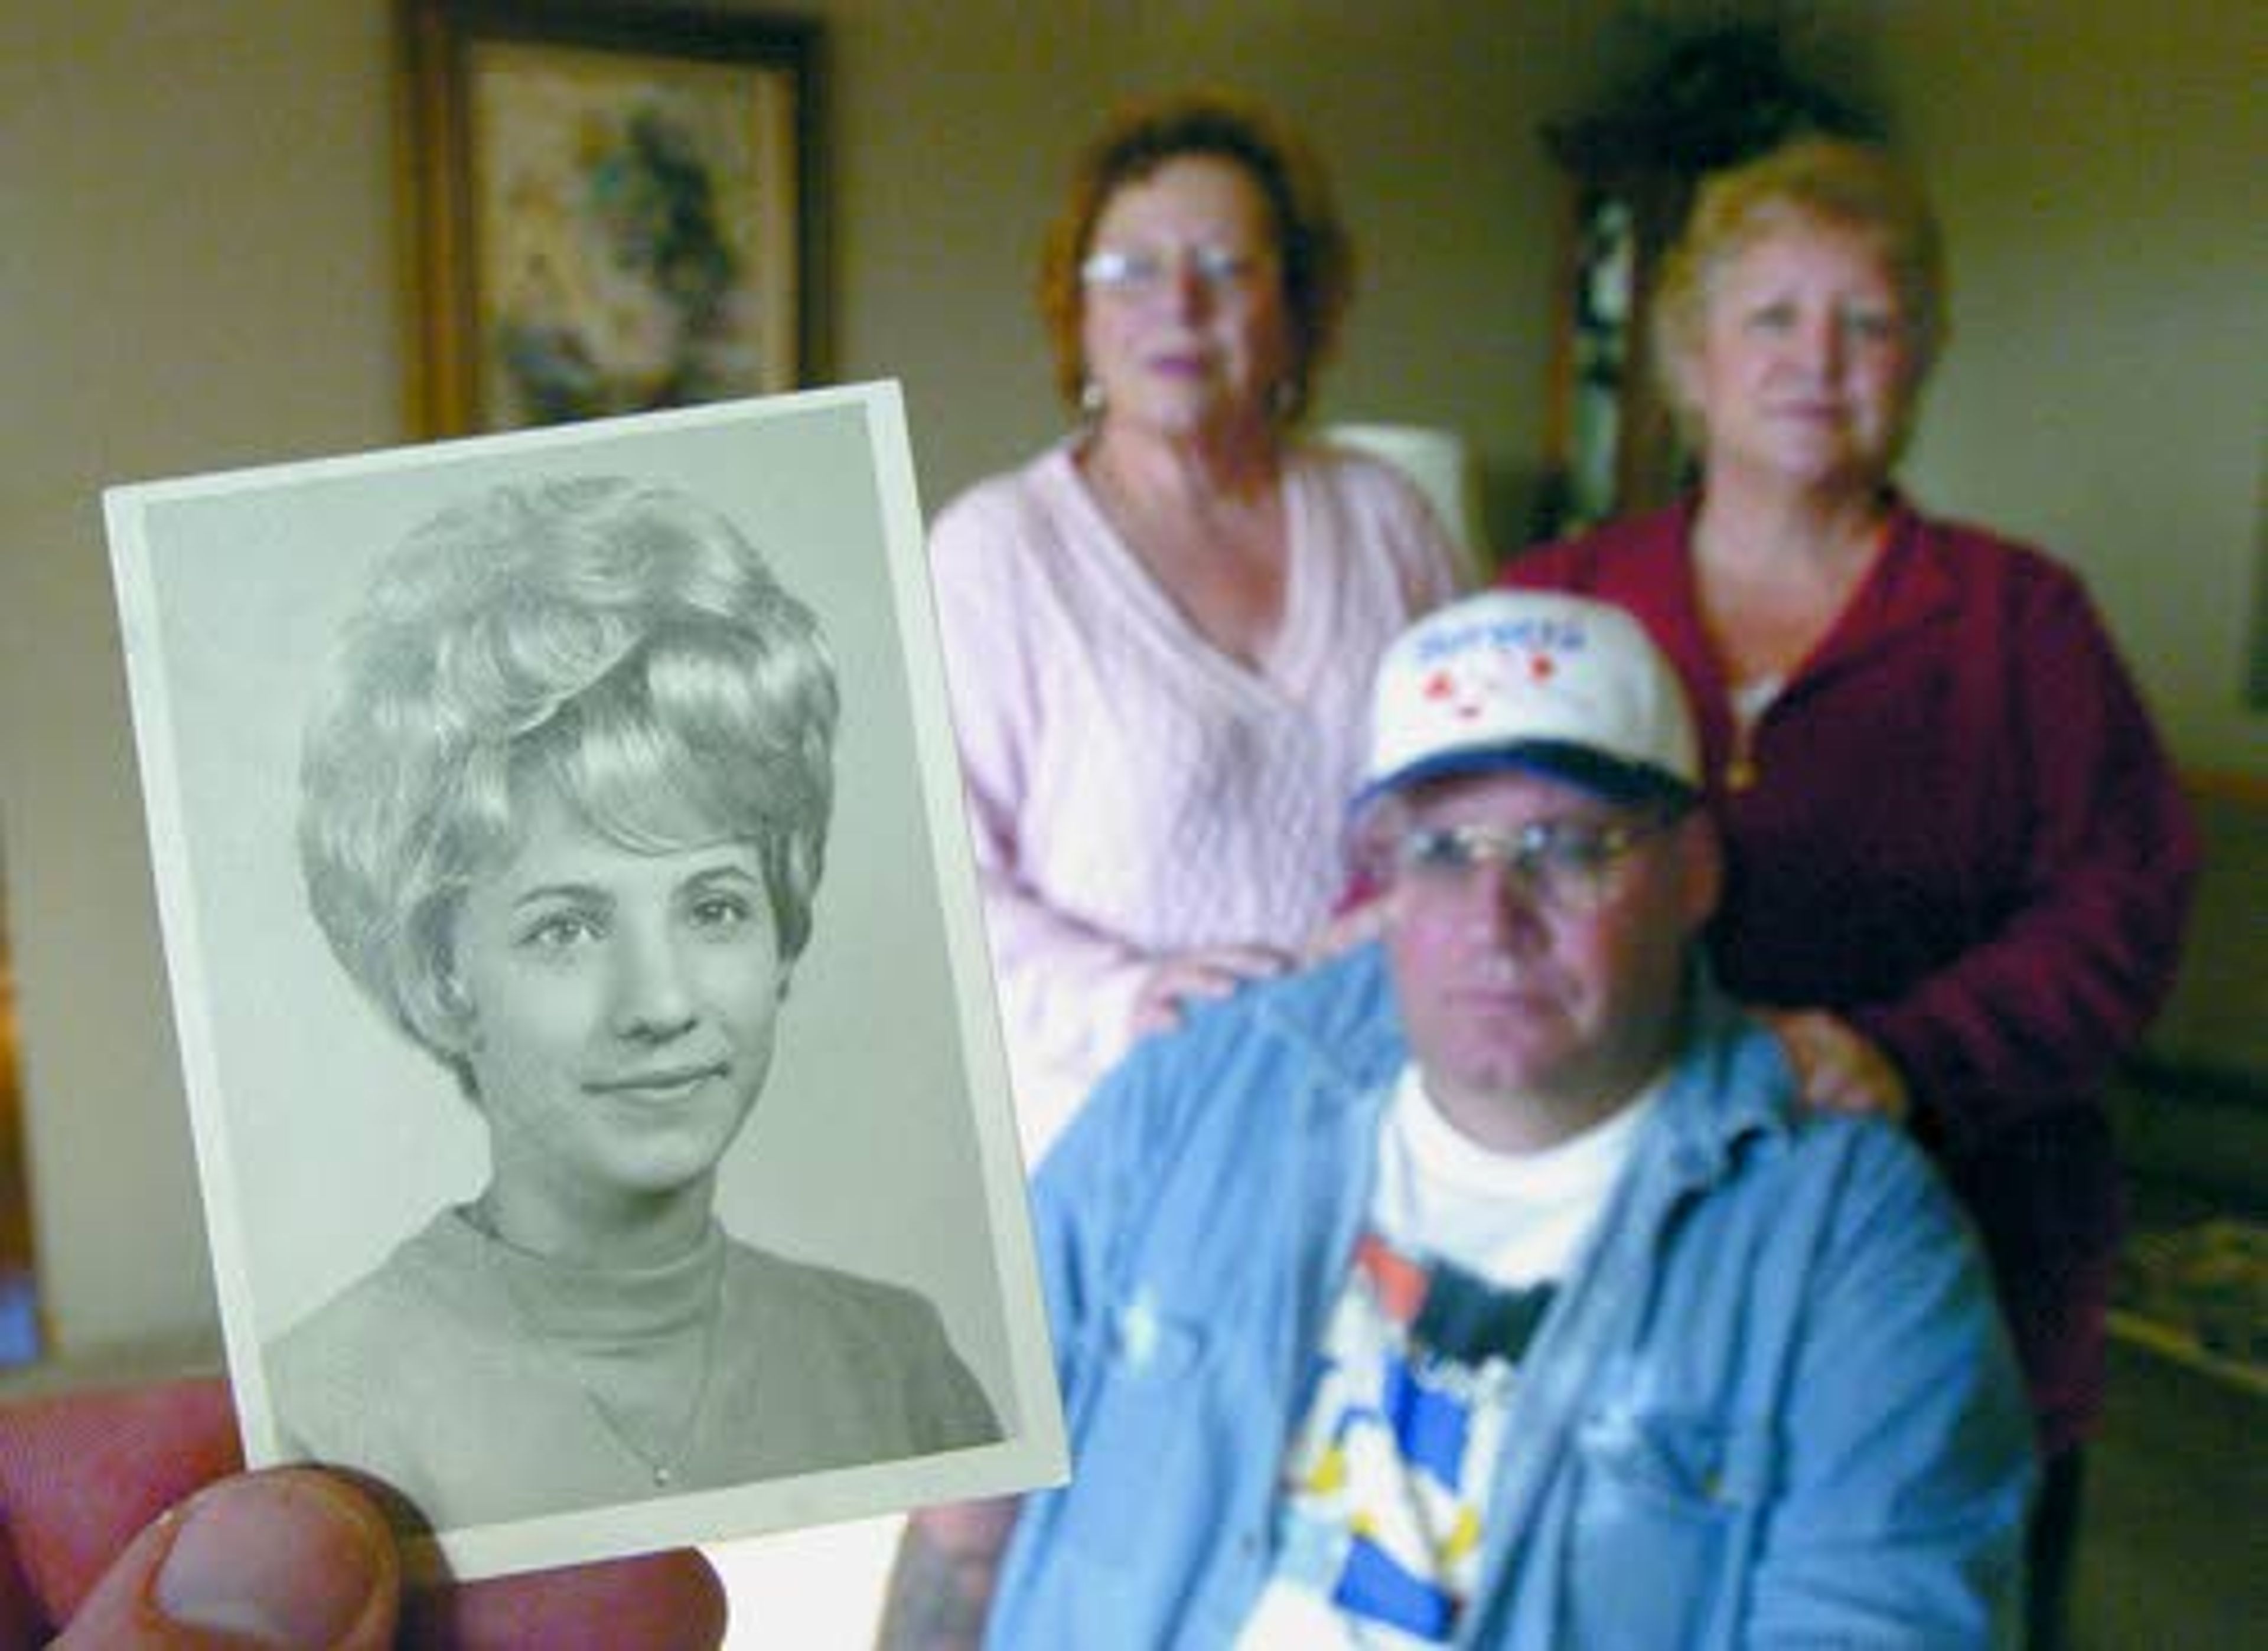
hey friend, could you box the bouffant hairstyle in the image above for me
[1036,87,1353,423]
[298,476,838,1085]
[1651,137,1947,444]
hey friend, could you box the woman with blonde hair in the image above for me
[1507,138,2196,1648]
[272,477,998,1533]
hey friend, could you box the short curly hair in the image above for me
[1652,137,1947,446]
[1037,87,1354,423]
[297,476,838,1087]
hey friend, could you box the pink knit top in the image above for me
[929,440,1462,1154]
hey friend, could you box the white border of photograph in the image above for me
[102,383,1063,1581]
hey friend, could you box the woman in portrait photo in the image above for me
[268,475,999,1533]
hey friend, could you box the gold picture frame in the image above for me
[397,0,822,435]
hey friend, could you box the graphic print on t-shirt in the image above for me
[1244,1231,1556,1647]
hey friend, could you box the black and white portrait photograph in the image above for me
[102,384,1063,1581]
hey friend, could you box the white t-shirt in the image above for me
[1236,1066,1658,1649]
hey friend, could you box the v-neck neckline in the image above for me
[1054,441,1316,699]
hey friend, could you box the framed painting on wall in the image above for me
[399,0,822,435]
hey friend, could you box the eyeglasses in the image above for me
[1391,813,1685,915]
[1079,244,1272,300]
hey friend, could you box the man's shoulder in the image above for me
[1744,1101,1953,1212]
[1141,944,1400,1098]
[1678,1061,1970,1259]
[1041,946,1400,1189]
[1660,999,1953,1218]
[1648,1033,1993,1372]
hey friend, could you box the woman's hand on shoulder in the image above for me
[1762,1009,1912,1126]
[1300,888,1396,964]
[1129,945,1295,1037]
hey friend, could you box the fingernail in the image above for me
[154,1473,385,1647]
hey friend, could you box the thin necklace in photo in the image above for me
[467,1202,729,1489]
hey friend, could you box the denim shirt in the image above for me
[990,947,2034,1649]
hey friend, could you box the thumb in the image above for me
[58,1469,399,1650]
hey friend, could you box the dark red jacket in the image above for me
[1507,497,2198,1453]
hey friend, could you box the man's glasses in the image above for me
[1080,244,1272,301]
[1391,812,1685,915]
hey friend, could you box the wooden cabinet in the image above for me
[1533,149,1693,541]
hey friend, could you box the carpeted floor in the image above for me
[2110,1216,2267,1391]
[2071,1332,2267,1648]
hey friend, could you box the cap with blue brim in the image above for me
[1353,590,1702,815]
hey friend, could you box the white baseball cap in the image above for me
[1354,590,1700,813]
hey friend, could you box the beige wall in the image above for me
[1871,0,2265,771]
[0,0,1589,1357]
[4,1,405,1355]
[1,0,2260,1356]
[818,0,1588,545]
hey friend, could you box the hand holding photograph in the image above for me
[103,385,1062,1581]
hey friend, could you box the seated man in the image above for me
[883,590,2035,1649]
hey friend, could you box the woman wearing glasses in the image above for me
[928,89,1464,1156]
